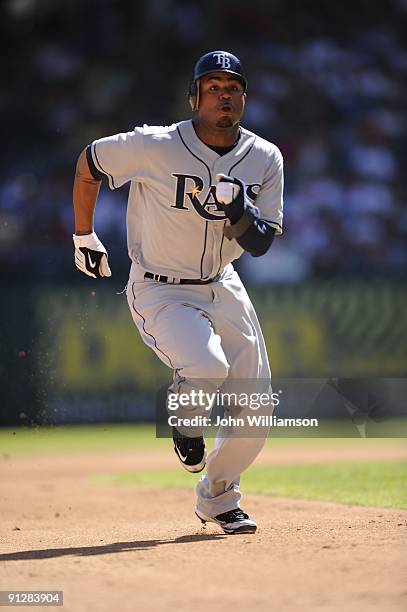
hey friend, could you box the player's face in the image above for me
[196,72,246,129]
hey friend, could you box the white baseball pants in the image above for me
[127,262,271,517]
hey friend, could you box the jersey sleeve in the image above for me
[88,127,147,190]
[254,146,284,235]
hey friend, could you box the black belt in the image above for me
[144,272,220,285]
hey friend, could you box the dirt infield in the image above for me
[1,445,406,612]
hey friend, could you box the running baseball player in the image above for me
[73,51,284,535]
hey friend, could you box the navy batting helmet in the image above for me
[188,50,247,110]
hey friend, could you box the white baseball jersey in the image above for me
[89,119,284,279]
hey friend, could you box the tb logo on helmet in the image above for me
[213,53,231,69]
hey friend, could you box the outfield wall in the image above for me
[1,282,405,425]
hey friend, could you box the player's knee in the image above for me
[199,354,229,382]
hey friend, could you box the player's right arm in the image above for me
[72,128,147,278]
[72,147,112,278]
[73,148,101,235]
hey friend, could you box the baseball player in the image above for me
[73,51,284,534]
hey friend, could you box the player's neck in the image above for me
[193,119,240,148]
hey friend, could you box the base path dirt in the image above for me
[1,449,406,612]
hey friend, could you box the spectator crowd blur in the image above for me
[1,0,406,284]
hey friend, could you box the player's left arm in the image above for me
[215,148,284,257]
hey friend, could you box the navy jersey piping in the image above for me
[176,126,212,185]
[227,141,254,174]
[86,145,104,181]
[92,142,116,189]
[200,222,209,279]
[177,125,213,280]
[216,222,226,276]
[131,283,175,368]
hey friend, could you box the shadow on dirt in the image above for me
[0,533,227,561]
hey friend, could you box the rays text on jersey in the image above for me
[171,173,260,221]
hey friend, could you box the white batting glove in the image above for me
[73,231,112,279]
[215,173,242,205]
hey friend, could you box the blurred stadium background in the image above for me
[0,0,406,425]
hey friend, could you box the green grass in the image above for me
[245,462,407,508]
[0,424,168,454]
[96,461,407,509]
[1,424,406,509]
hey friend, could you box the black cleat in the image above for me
[195,508,257,534]
[172,428,206,473]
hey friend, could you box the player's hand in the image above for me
[73,231,112,279]
[215,174,245,223]
[215,173,242,205]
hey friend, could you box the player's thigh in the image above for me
[127,283,229,378]
[213,272,270,379]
